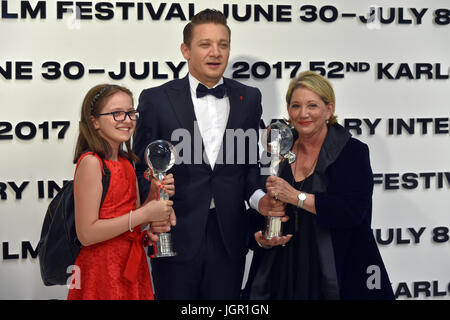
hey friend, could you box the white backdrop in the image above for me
[1,0,449,300]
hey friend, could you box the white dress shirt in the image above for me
[188,74,263,211]
[188,74,229,170]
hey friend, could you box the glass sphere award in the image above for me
[144,140,177,258]
[261,121,295,240]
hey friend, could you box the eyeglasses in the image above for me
[97,110,139,121]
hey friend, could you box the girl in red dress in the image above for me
[67,84,175,300]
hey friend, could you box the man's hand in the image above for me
[254,231,292,248]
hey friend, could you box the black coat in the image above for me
[246,124,395,300]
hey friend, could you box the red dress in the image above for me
[67,153,154,300]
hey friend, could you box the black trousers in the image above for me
[150,210,246,300]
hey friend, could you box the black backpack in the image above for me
[38,157,110,286]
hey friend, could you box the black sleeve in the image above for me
[132,89,159,202]
[315,141,374,228]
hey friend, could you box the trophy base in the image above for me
[263,216,283,240]
[151,232,177,258]
[153,251,177,258]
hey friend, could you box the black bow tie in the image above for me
[196,83,226,99]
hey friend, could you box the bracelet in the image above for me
[128,210,133,232]
[256,240,272,250]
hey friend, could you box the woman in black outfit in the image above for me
[245,71,395,300]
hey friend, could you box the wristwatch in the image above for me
[297,192,306,208]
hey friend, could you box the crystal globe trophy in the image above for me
[261,121,295,240]
[144,140,177,257]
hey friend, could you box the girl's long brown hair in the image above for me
[73,84,139,164]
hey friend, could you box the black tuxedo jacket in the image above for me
[133,75,263,262]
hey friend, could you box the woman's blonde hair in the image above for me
[285,71,337,124]
[73,84,139,164]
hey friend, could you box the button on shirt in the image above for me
[188,74,263,211]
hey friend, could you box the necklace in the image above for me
[292,141,319,187]
[291,141,319,232]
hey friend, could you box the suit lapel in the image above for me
[167,75,211,170]
[224,78,244,131]
[166,75,196,137]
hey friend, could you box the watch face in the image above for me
[299,193,306,201]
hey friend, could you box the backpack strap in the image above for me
[99,157,110,206]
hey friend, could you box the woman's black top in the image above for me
[265,164,324,299]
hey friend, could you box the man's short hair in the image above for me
[183,9,231,46]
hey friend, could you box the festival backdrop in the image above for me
[1,0,449,299]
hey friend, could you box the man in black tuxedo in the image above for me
[133,9,283,299]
